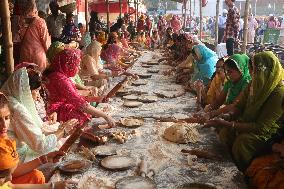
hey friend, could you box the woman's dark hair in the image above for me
[248,58,253,70]
[66,13,74,20]
[191,48,197,56]
[90,11,99,21]
[172,33,179,42]
[27,69,42,90]
[224,58,239,71]
[0,93,9,109]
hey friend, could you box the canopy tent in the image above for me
[167,0,208,7]
[89,0,129,13]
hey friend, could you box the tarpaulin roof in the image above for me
[89,0,129,13]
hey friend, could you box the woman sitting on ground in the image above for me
[80,41,110,94]
[0,92,72,188]
[196,54,251,119]
[43,48,116,127]
[203,57,227,106]
[189,44,218,109]
[46,41,98,98]
[204,51,284,172]
[100,32,130,70]
[246,109,284,189]
[1,68,77,162]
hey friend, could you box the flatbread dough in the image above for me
[138,95,158,103]
[122,95,139,100]
[163,123,200,144]
[123,101,143,108]
[120,118,144,127]
[132,80,148,86]
[141,64,152,68]
[154,89,185,98]
[101,155,135,170]
[137,74,152,79]
[147,69,159,73]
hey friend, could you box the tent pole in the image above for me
[189,0,191,18]
[85,0,88,31]
[242,0,250,53]
[183,0,187,30]
[106,0,110,33]
[119,0,122,18]
[1,0,14,74]
[215,0,220,47]
[134,0,137,26]
[199,0,202,40]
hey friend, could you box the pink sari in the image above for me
[101,44,122,64]
[44,48,90,125]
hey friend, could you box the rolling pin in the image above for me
[59,121,89,153]
[139,157,148,177]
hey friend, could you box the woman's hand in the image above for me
[104,116,116,128]
[48,112,58,124]
[53,180,78,189]
[45,151,66,163]
[193,110,210,123]
[60,119,79,134]
[204,119,230,128]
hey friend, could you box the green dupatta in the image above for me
[224,54,251,104]
[241,51,284,121]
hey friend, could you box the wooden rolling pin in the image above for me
[59,121,89,153]
[156,117,200,123]
[139,157,148,177]
[181,149,222,161]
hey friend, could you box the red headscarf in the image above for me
[51,48,82,78]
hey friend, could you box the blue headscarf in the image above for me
[192,44,218,84]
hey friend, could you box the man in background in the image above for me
[224,0,240,56]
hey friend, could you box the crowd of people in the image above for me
[1,0,284,188]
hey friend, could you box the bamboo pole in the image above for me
[134,0,137,26]
[119,0,122,18]
[215,0,220,47]
[242,0,250,53]
[199,0,202,40]
[106,0,110,33]
[189,0,191,18]
[136,0,139,22]
[193,0,195,16]
[85,0,88,32]
[1,0,14,74]
[183,0,187,30]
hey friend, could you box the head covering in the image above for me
[223,9,228,14]
[228,54,251,81]
[85,41,102,69]
[224,54,251,104]
[0,138,19,170]
[46,41,65,63]
[51,48,82,78]
[85,40,102,57]
[15,62,39,71]
[241,51,284,121]
[192,44,218,82]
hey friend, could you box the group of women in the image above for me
[0,11,143,189]
[2,1,284,186]
[165,29,284,188]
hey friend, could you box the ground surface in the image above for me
[50,50,247,189]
